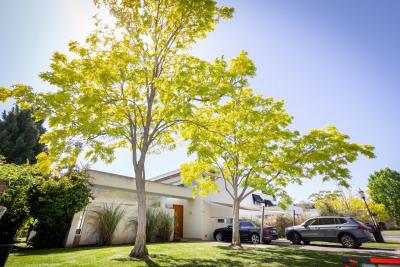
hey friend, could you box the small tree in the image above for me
[0,105,45,164]
[369,168,400,224]
[181,87,375,247]
[0,0,240,258]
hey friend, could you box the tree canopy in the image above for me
[181,83,375,246]
[0,0,239,258]
[0,105,46,164]
[368,168,400,224]
[309,189,389,223]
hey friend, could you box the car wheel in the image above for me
[215,233,223,242]
[292,232,301,245]
[303,240,310,245]
[263,240,271,244]
[250,234,260,244]
[340,234,357,248]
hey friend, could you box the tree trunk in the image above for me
[129,164,149,258]
[231,198,241,248]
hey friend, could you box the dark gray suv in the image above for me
[285,216,374,248]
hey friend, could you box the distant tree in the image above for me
[0,105,46,164]
[309,189,390,223]
[369,168,400,224]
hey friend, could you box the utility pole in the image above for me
[293,209,296,226]
[260,205,265,244]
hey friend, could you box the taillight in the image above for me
[356,226,366,231]
[264,228,272,233]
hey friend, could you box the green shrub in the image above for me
[28,169,92,247]
[91,204,125,246]
[131,208,174,242]
[0,163,38,243]
[155,209,173,242]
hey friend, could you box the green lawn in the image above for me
[7,242,390,267]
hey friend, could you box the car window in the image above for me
[335,218,347,224]
[318,218,336,225]
[307,219,318,226]
[239,221,253,228]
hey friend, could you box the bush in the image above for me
[155,209,174,242]
[0,163,38,243]
[272,215,293,237]
[28,169,92,247]
[91,204,125,246]
[131,207,174,242]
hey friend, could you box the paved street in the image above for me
[383,231,400,242]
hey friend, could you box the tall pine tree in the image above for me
[0,105,46,164]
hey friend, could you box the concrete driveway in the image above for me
[219,239,400,257]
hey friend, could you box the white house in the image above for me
[64,169,279,247]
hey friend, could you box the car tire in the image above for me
[340,234,357,248]
[263,240,271,244]
[215,233,223,242]
[250,234,260,244]
[292,232,302,245]
[303,240,310,245]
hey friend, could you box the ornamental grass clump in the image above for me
[92,204,125,246]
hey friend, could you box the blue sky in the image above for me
[1,0,399,202]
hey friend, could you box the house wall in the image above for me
[65,169,278,247]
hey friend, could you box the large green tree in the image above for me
[0,105,46,164]
[0,0,240,258]
[181,85,375,247]
[368,168,400,224]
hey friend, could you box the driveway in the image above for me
[217,239,400,257]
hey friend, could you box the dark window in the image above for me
[318,218,336,225]
[335,218,347,224]
[307,219,318,226]
[240,221,253,228]
[217,219,225,223]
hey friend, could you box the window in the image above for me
[318,218,336,225]
[306,219,317,226]
[335,218,347,224]
[239,221,253,228]
[217,219,225,223]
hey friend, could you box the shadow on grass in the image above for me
[216,245,344,267]
[113,255,245,267]
[112,246,348,267]
[10,244,129,256]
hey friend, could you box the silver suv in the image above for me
[285,216,374,248]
